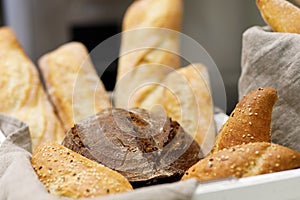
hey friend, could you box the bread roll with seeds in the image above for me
[31,142,133,198]
[212,87,278,153]
[257,0,300,33]
[182,142,300,182]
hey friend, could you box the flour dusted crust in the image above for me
[115,0,182,108]
[257,0,300,33]
[31,142,133,198]
[38,42,111,130]
[0,27,64,150]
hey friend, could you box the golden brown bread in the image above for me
[212,87,278,153]
[31,142,133,198]
[38,42,111,130]
[115,0,182,108]
[257,0,300,33]
[0,27,64,150]
[182,142,300,182]
[162,64,215,154]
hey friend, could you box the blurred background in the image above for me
[0,0,270,114]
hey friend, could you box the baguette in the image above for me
[182,142,300,182]
[31,142,133,198]
[38,42,111,130]
[115,0,182,108]
[257,0,300,33]
[212,87,278,153]
[0,27,64,150]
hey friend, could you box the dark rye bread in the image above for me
[62,108,202,188]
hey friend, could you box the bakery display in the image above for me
[31,142,133,198]
[62,108,202,188]
[182,142,300,182]
[256,0,300,33]
[212,87,278,153]
[114,0,182,108]
[0,27,64,151]
[38,42,111,131]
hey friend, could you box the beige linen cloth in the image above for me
[0,113,197,200]
[239,26,300,152]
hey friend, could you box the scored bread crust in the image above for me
[38,42,111,131]
[182,142,300,182]
[212,87,278,153]
[257,0,300,33]
[31,142,133,198]
[115,0,182,108]
[0,27,64,150]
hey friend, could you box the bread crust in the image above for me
[38,42,111,130]
[182,142,300,182]
[31,142,133,198]
[257,0,300,33]
[212,87,278,153]
[0,27,64,150]
[115,0,182,108]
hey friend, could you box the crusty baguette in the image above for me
[257,0,300,33]
[0,27,64,150]
[31,142,133,198]
[115,0,182,108]
[182,142,300,182]
[212,87,278,153]
[38,42,111,130]
[162,64,215,154]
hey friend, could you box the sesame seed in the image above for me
[275,163,280,167]
[249,113,253,116]
[292,155,296,159]
[208,162,213,168]
[253,97,257,100]
[249,122,252,126]
[242,134,246,138]
[258,94,262,97]
[248,108,252,112]
[254,113,258,116]
[277,155,281,159]
[247,134,251,137]
[255,151,259,154]
[251,136,254,140]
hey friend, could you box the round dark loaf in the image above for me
[62,108,202,188]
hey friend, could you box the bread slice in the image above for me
[182,142,300,182]
[38,42,111,130]
[115,0,182,108]
[212,87,278,153]
[31,142,133,198]
[0,27,64,150]
[257,0,300,33]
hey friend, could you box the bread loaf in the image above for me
[0,27,64,150]
[62,108,202,188]
[38,42,111,131]
[212,87,278,153]
[182,142,300,182]
[257,0,300,33]
[31,142,133,198]
[115,0,182,108]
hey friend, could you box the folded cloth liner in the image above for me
[239,26,300,153]
[0,113,198,200]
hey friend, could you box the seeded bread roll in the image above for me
[212,87,278,153]
[257,0,300,33]
[182,142,300,182]
[62,108,202,188]
[31,142,133,198]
